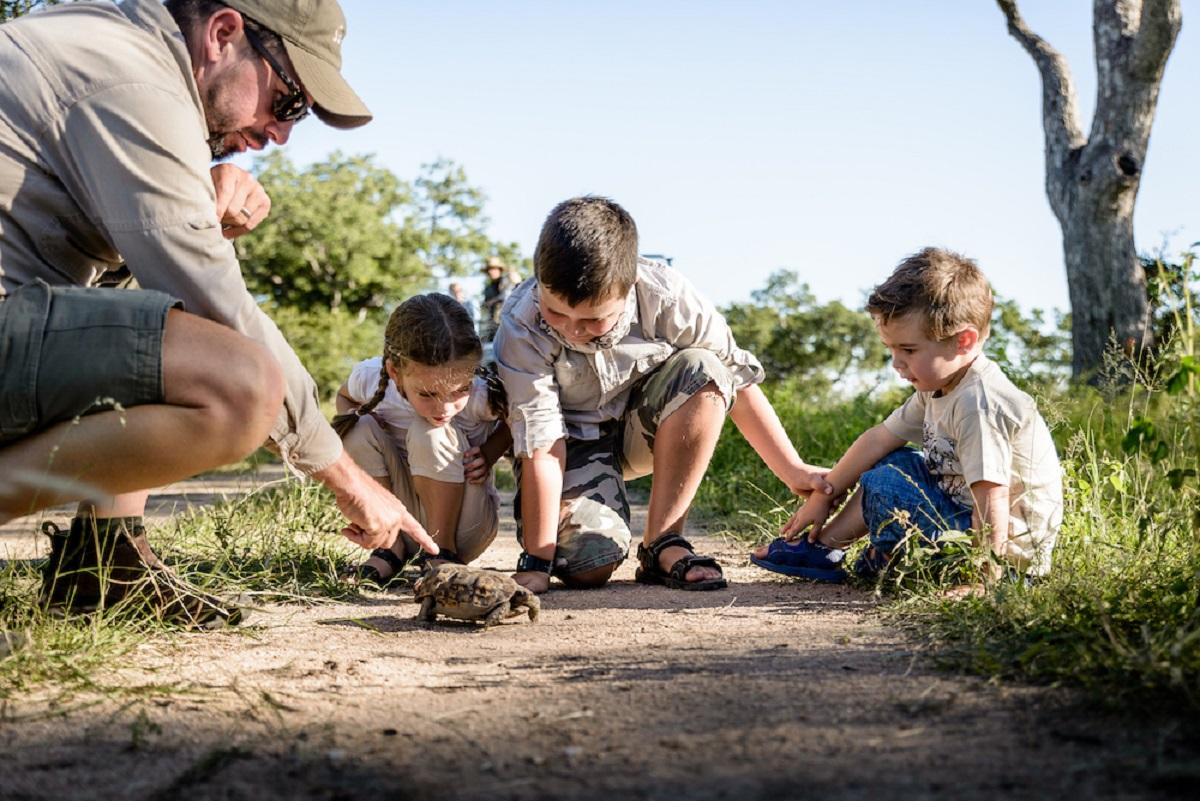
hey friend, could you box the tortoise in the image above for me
[413,563,540,628]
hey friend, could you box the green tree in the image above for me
[985,298,1071,386]
[1,1,60,22]
[410,158,492,280]
[236,150,427,315]
[723,270,888,389]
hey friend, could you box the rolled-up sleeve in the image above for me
[653,270,764,389]
[52,84,342,474]
[494,317,565,458]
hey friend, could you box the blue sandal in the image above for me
[750,538,847,583]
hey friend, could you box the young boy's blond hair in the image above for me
[866,247,993,340]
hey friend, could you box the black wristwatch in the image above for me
[516,551,554,575]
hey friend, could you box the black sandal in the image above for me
[342,548,408,588]
[634,532,727,591]
[412,548,462,571]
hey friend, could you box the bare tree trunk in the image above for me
[996,0,1181,380]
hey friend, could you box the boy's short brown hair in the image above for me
[534,196,638,306]
[866,247,993,340]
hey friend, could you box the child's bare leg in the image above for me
[645,383,726,583]
[814,487,868,548]
[411,474,464,554]
[751,487,868,558]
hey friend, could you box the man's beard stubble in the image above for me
[204,76,266,161]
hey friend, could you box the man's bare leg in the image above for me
[644,383,726,583]
[0,310,285,523]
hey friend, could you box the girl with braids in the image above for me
[334,293,512,585]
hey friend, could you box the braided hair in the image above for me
[332,293,497,438]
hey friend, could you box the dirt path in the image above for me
[0,472,1194,801]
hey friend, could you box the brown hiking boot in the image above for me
[39,517,242,630]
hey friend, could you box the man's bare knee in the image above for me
[560,563,617,589]
[162,312,285,455]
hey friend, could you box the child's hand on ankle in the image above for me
[463,446,489,484]
[780,493,833,543]
[784,463,834,500]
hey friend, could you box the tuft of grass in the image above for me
[0,475,364,708]
[160,477,362,602]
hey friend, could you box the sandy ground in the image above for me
[1,471,1197,801]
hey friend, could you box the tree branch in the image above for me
[995,0,1086,215]
[1089,0,1181,161]
[1131,0,1182,79]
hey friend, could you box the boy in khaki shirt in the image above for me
[751,248,1063,583]
[495,196,832,594]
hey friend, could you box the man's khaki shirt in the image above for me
[0,0,341,473]
[494,259,765,458]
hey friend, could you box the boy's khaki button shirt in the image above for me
[0,0,340,474]
[495,259,764,458]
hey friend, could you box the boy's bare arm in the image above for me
[728,384,833,496]
[970,480,1010,581]
[798,424,907,542]
[512,440,566,592]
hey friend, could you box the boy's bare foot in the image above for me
[660,545,721,583]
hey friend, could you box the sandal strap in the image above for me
[666,552,723,583]
[370,548,408,573]
[643,531,694,560]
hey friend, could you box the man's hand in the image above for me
[512,570,551,594]
[314,452,437,553]
[211,164,271,239]
[779,492,834,542]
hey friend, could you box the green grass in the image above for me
[0,479,365,711]
[699,353,1200,706]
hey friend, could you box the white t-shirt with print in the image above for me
[882,355,1063,575]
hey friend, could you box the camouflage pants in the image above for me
[514,348,737,575]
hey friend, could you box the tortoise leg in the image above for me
[521,593,540,622]
[417,597,437,624]
[481,604,509,629]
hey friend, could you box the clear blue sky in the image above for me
[274,0,1197,315]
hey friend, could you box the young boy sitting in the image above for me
[494,196,832,594]
[751,247,1063,583]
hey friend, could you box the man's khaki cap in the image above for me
[222,0,372,129]
[481,256,507,273]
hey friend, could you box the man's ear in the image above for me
[955,326,980,354]
[199,8,246,67]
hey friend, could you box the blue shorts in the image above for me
[860,448,972,556]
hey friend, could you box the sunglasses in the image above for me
[243,25,310,123]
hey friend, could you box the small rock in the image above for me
[381,728,398,736]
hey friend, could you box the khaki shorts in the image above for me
[513,348,737,576]
[0,280,177,444]
[342,413,500,563]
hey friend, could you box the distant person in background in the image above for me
[448,281,478,333]
[479,256,513,342]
